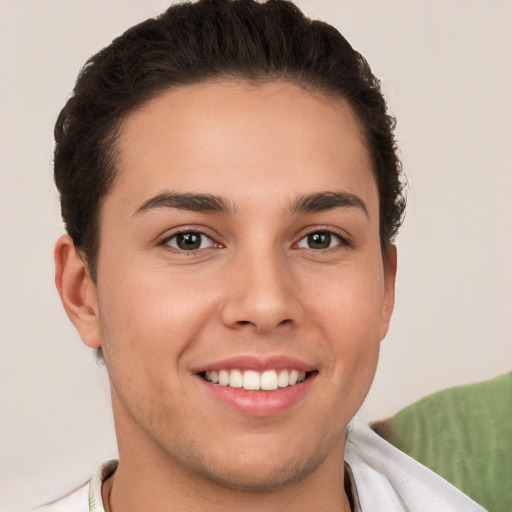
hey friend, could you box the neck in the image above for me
[104,461,352,512]
[105,431,351,512]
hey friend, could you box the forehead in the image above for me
[109,80,376,214]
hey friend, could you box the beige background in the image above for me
[1,0,511,509]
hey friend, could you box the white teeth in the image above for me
[278,369,289,388]
[218,370,229,386]
[261,370,279,390]
[203,368,309,390]
[229,369,243,388]
[242,370,260,390]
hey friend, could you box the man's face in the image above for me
[86,81,395,490]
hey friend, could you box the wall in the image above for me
[0,0,510,509]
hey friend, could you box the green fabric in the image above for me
[372,373,512,512]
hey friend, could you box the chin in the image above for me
[172,429,339,494]
[194,450,325,493]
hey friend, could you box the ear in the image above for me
[380,244,397,340]
[54,234,101,349]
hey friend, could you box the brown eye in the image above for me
[297,231,345,250]
[307,232,331,249]
[164,232,214,251]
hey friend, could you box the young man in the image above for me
[50,1,485,511]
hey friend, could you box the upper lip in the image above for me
[191,355,316,374]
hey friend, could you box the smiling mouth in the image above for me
[199,369,315,391]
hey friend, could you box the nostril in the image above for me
[235,318,291,329]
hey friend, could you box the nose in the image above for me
[220,249,303,334]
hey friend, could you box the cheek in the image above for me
[307,262,384,391]
[312,264,386,339]
[96,264,222,368]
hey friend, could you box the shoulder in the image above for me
[17,459,118,512]
[345,419,488,512]
[371,373,512,511]
[17,484,89,512]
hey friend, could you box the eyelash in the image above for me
[160,227,350,253]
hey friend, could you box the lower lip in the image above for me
[197,373,317,417]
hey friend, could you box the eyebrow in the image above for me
[290,191,368,217]
[133,190,368,218]
[134,192,232,216]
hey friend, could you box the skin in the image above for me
[55,80,396,512]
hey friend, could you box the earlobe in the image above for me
[380,244,397,340]
[54,234,101,349]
